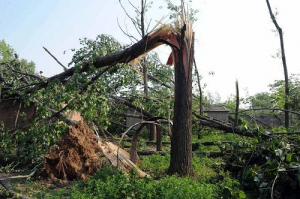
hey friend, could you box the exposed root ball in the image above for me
[41,122,108,181]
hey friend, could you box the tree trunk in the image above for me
[168,25,194,176]
[149,123,156,141]
[141,0,149,97]
[194,59,203,139]
[266,0,289,129]
[156,121,162,151]
[234,80,239,127]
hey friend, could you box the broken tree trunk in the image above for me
[168,24,194,176]
[266,0,290,129]
[234,80,239,127]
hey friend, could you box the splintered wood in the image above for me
[98,140,149,178]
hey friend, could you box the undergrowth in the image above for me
[42,165,245,199]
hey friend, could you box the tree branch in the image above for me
[230,107,300,116]
[0,62,44,82]
[43,47,67,71]
[24,35,162,94]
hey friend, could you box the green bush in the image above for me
[138,154,170,178]
[68,166,219,199]
[66,166,245,199]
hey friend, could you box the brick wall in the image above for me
[0,100,36,130]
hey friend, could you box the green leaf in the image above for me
[238,190,247,199]
[286,153,292,162]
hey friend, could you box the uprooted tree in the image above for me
[0,4,195,176]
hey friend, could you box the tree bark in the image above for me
[194,59,203,117]
[194,59,203,139]
[156,120,162,151]
[130,117,162,163]
[168,25,194,176]
[266,0,289,129]
[141,0,149,97]
[149,123,156,141]
[193,112,255,137]
[234,80,239,127]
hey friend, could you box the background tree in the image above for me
[119,0,152,97]
[247,92,273,109]
[0,40,36,100]
[269,74,300,127]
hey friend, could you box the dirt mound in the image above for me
[41,122,108,181]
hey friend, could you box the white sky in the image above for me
[0,0,299,101]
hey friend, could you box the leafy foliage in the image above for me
[0,35,136,163]
[46,166,243,199]
[0,40,36,98]
[269,74,300,112]
[164,0,199,22]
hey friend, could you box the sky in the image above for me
[0,0,299,102]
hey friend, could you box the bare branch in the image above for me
[119,0,142,37]
[141,0,145,37]
[229,107,300,116]
[0,62,45,82]
[43,47,68,71]
[0,171,35,181]
[146,18,152,34]
[117,18,138,42]
[127,0,139,12]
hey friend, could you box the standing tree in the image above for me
[168,22,194,176]
[127,1,195,175]
[265,0,290,129]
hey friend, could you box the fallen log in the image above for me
[0,172,35,181]
[137,150,254,158]
[193,112,255,137]
[0,180,29,199]
[141,140,234,146]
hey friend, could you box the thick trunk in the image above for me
[168,25,194,176]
